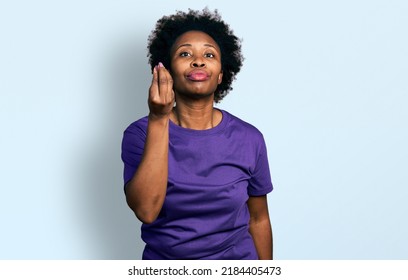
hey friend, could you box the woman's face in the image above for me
[169,30,223,99]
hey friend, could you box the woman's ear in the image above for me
[217,71,223,85]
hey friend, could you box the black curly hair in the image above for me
[147,8,244,103]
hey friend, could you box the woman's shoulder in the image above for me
[221,109,264,137]
[123,115,149,135]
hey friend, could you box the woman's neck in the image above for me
[171,99,221,130]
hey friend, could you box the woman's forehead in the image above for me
[172,30,220,50]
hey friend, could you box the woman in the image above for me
[121,8,273,259]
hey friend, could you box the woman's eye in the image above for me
[205,53,215,58]
[180,52,191,57]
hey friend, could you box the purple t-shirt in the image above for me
[121,110,273,259]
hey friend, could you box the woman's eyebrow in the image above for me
[175,43,218,50]
[178,43,192,48]
[174,43,192,51]
[204,44,217,49]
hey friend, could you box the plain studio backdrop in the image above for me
[1,0,407,259]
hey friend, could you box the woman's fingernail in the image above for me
[158,62,164,68]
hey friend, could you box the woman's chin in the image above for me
[175,90,215,101]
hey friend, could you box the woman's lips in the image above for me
[187,70,209,81]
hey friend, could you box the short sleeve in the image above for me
[121,118,148,188]
[247,135,273,196]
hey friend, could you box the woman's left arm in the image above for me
[248,195,273,260]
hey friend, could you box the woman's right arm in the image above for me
[125,63,174,224]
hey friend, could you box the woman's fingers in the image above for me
[149,66,159,100]
[157,63,174,102]
[148,62,174,117]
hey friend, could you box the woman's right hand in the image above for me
[126,62,174,224]
[148,62,175,120]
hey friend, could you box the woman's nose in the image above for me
[191,59,205,68]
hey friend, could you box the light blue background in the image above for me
[1,0,407,259]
